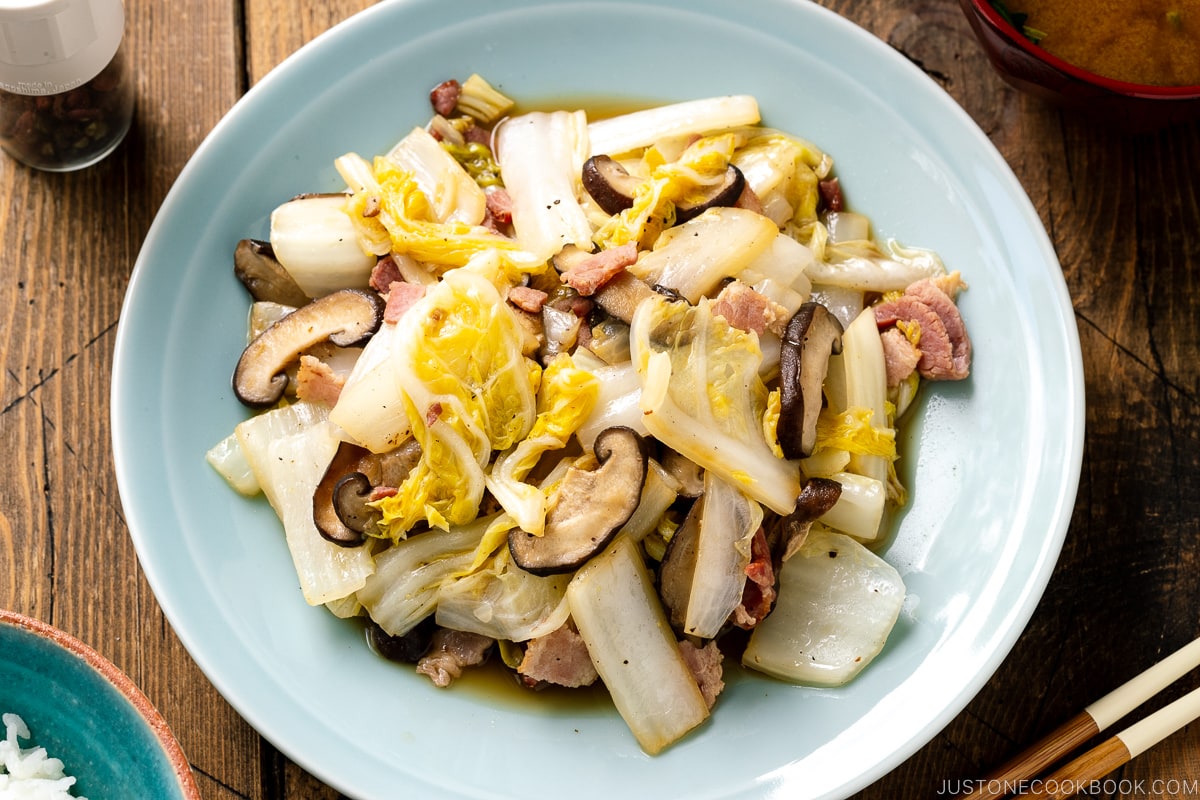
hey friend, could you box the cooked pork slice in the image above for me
[415,628,494,688]
[517,625,599,688]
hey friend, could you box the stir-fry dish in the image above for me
[207,75,972,754]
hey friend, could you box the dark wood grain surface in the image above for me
[2,1,1197,798]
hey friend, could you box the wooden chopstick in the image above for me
[956,635,1200,800]
[1018,684,1200,799]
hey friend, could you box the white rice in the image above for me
[0,713,88,799]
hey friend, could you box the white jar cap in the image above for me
[0,0,124,96]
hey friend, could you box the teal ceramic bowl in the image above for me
[0,610,200,799]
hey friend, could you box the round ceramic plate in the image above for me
[111,1,1085,798]
[0,610,200,798]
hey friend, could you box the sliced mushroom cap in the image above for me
[332,474,379,536]
[233,288,385,408]
[775,476,843,561]
[374,437,423,488]
[508,426,648,576]
[657,496,701,631]
[673,164,745,224]
[313,441,373,547]
[584,316,632,366]
[366,615,437,664]
[233,238,310,307]
[777,302,844,460]
[581,155,643,215]
[550,244,595,275]
[593,270,657,324]
[314,437,423,545]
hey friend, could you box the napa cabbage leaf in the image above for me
[485,352,600,536]
[586,95,760,157]
[435,547,572,642]
[373,268,541,537]
[593,133,743,250]
[234,401,375,606]
[386,126,488,226]
[494,110,594,262]
[813,406,898,461]
[630,295,800,515]
[357,516,492,636]
[731,129,831,236]
[344,157,541,274]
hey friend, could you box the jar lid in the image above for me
[0,0,124,96]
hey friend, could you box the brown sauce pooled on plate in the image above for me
[1005,0,1200,86]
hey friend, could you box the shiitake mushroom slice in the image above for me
[508,426,648,575]
[777,302,844,460]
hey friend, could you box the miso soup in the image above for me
[1004,0,1200,86]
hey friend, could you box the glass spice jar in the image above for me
[0,0,133,172]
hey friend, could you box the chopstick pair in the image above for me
[956,635,1200,800]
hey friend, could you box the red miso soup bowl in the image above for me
[958,0,1200,129]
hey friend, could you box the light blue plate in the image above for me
[111,1,1085,798]
[0,611,200,799]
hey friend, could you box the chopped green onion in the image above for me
[988,1,1044,44]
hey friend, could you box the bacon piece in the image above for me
[415,628,493,688]
[294,355,345,406]
[873,293,949,378]
[465,125,492,147]
[558,294,593,319]
[429,79,461,117]
[906,278,971,379]
[873,276,971,381]
[874,293,937,330]
[507,285,548,314]
[368,485,398,501]
[575,321,594,352]
[677,639,725,709]
[879,326,921,388]
[485,187,514,225]
[712,280,787,336]
[384,281,426,323]
[734,183,765,215]
[560,243,638,296]
[731,528,776,629]
[425,402,443,427]
[370,254,404,293]
[517,625,599,688]
[819,177,844,212]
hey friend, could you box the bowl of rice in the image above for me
[0,610,200,799]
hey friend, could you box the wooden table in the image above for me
[3,1,1198,797]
